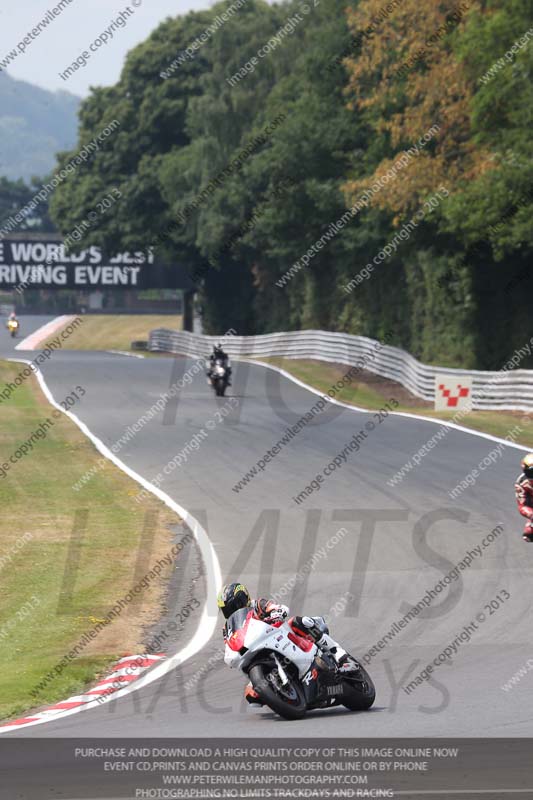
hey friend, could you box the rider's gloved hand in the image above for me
[268,606,289,622]
[259,601,289,622]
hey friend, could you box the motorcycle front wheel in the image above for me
[249,663,307,720]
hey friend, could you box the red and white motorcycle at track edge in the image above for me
[223,608,375,720]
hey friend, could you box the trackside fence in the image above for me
[148,329,533,412]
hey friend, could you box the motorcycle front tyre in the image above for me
[249,664,307,720]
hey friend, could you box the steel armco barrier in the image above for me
[148,328,533,412]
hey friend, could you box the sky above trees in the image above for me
[1,0,209,96]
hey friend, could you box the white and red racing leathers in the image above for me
[515,472,533,535]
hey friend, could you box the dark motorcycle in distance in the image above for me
[224,608,375,720]
[208,357,230,397]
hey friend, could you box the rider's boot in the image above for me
[335,652,362,673]
[244,681,262,705]
[315,632,360,672]
[523,521,533,542]
[295,617,360,673]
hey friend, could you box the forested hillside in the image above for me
[0,72,80,181]
[49,0,533,368]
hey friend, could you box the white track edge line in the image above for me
[242,357,531,453]
[3,349,526,730]
[0,358,222,734]
[15,315,76,351]
[107,350,146,359]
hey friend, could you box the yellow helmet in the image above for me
[521,454,533,479]
[217,582,251,619]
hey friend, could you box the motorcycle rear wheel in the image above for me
[341,662,376,711]
[249,664,307,720]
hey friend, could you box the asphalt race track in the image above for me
[0,315,54,355]
[2,317,532,739]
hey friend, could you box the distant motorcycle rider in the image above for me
[217,582,359,704]
[6,312,19,335]
[516,454,533,542]
[207,343,232,386]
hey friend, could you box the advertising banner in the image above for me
[0,238,195,290]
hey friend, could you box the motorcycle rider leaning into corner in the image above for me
[207,343,232,386]
[516,454,533,542]
[217,582,359,705]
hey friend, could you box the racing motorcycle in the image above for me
[7,319,19,338]
[224,608,375,720]
[207,357,230,397]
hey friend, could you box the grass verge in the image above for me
[32,314,182,351]
[259,357,533,448]
[0,360,179,720]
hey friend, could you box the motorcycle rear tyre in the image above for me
[341,663,376,710]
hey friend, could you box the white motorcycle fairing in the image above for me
[224,612,317,678]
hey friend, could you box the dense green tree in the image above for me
[49,5,221,258]
[444,0,533,255]
[47,0,533,366]
[0,176,54,232]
